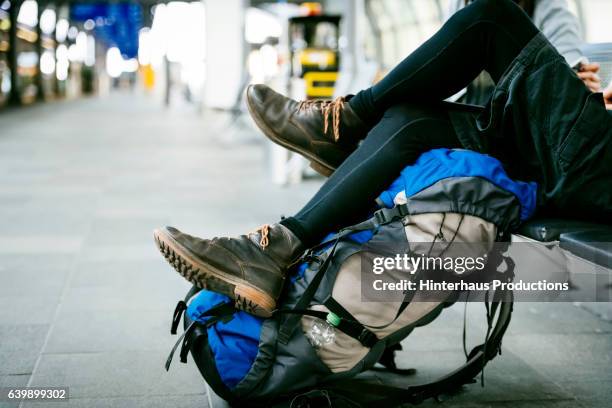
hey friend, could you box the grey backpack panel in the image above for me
[395,176,522,231]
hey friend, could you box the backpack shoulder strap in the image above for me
[278,206,410,345]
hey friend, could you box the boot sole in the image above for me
[154,228,276,318]
[246,86,334,177]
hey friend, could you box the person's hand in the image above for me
[577,62,602,92]
[604,86,612,110]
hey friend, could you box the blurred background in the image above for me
[1,1,611,407]
[1,0,611,182]
[1,0,612,181]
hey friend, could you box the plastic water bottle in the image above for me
[305,313,339,348]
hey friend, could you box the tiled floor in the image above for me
[0,93,610,408]
[0,94,320,408]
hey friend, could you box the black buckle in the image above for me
[375,205,409,226]
[357,329,378,348]
[397,204,409,217]
[374,209,388,225]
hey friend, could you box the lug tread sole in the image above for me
[154,229,275,318]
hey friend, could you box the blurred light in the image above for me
[150,2,205,65]
[181,60,205,95]
[106,47,123,78]
[17,0,37,27]
[166,2,205,63]
[56,44,69,80]
[67,26,78,41]
[149,4,167,65]
[67,44,79,62]
[17,51,38,68]
[0,1,10,12]
[40,9,56,35]
[245,8,281,44]
[248,45,279,83]
[122,58,139,73]
[85,35,95,66]
[74,31,87,62]
[1,69,10,93]
[138,28,152,65]
[16,28,37,42]
[56,19,69,42]
[56,44,68,61]
[84,19,95,31]
[260,44,279,75]
[300,2,322,16]
[40,50,55,75]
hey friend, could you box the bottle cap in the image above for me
[326,312,341,327]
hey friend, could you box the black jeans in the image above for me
[281,0,539,246]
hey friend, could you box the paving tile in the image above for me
[0,210,92,237]
[505,302,612,335]
[0,254,72,298]
[0,374,31,388]
[576,302,612,321]
[0,325,48,375]
[0,375,31,408]
[20,394,208,408]
[84,217,170,247]
[77,244,160,263]
[58,286,186,314]
[69,257,167,280]
[27,351,207,399]
[0,237,83,255]
[504,333,612,381]
[392,346,572,403]
[0,297,59,325]
[0,351,38,377]
[43,309,180,354]
[417,400,582,408]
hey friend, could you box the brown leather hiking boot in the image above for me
[154,223,304,317]
[246,84,368,176]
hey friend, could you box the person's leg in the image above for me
[155,0,539,316]
[281,104,462,246]
[247,0,540,176]
[349,0,539,125]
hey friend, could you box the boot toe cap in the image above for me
[154,226,182,241]
[247,83,279,105]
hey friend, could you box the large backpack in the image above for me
[165,149,537,407]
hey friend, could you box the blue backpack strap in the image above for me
[165,301,236,371]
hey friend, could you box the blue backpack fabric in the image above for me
[377,148,537,222]
[187,229,376,389]
[187,292,262,389]
[184,148,538,390]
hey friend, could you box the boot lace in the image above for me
[249,224,270,249]
[297,96,346,142]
